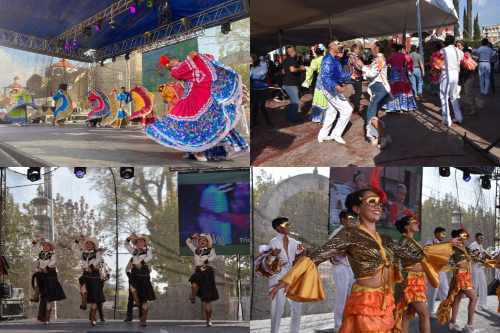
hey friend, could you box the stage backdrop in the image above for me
[178,169,250,256]
[329,167,423,240]
[142,38,199,92]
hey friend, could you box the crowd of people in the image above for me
[29,233,220,327]
[250,35,499,150]
[256,187,500,333]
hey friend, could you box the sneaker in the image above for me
[448,323,461,331]
[463,325,476,333]
[206,320,213,327]
[331,136,346,145]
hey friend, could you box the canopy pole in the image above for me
[416,0,424,57]
[328,15,333,41]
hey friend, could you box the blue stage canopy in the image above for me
[0,0,248,61]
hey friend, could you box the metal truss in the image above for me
[0,28,94,62]
[94,0,248,61]
[56,0,136,41]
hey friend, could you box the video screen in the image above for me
[178,169,250,255]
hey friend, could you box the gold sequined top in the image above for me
[309,226,423,279]
[449,245,481,267]
[397,236,425,269]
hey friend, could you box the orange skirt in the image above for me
[394,271,427,333]
[436,270,473,324]
[339,284,395,333]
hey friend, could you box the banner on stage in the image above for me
[178,169,250,255]
[329,167,423,240]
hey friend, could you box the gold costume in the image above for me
[393,237,452,333]
[436,245,477,324]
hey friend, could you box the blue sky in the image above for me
[459,0,500,27]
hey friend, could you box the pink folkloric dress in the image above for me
[145,54,247,160]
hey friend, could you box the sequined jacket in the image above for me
[397,236,425,269]
[317,53,351,96]
[449,245,482,269]
[309,226,424,279]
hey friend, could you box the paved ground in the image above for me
[0,319,248,333]
[0,125,249,167]
[251,73,500,166]
[250,296,500,333]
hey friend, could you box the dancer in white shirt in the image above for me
[268,217,304,333]
[468,233,490,310]
[424,227,449,316]
[329,211,357,332]
[440,35,464,127]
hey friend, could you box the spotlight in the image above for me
[74,167,86,179]
[439,167,450,177]
[27,167,41,182]
[125,53,130,61]
[120,167,134,179]
[180,17,191,29]
[221,22,231,34]
[462,171,471,182]
[147,0,154,8]
[94,20,103,32]
[480,175,491,190]
[129,4,137,14]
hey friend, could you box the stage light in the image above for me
[147,0,154,8]
[180,17,191,29]
[27,167,41,182]
[74,167,86,179]
[480,175,491,190]
[221,22,231,34]
[94,20,103,32]
[462,171,471,182]
[120,167,134,179]
[125,53,130,61]
[439,167,450,177]
[129,4,137,14]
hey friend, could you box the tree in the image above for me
[463,7,470,39]
[467,0,473,37]
[453,0,460,37]
[473,14,481,41]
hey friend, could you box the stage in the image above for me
[0,124,249,166]
[0,319,249,333]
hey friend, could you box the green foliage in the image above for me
[473,14,481,41]
[463,7,470,39]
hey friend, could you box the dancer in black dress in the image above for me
[30,238,66,324]
[186,234,219,327]
[125,234,156,327]
[75,236,106,326]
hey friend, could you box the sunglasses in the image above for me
[361,196,383,208]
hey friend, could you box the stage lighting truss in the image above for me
[0,28,93,63]
[120,167,134,179]
[94,0,247,61]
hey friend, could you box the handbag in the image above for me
[487,278,499,296]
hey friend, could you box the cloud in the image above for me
[0,48,36,89]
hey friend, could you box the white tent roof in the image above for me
[251,0,458,53]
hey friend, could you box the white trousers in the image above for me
[332,265,354,329]
[427,271,449,313]
[439,71,463,126]
[472,264,488,307]
[318,92,353,140]
[270,288,302,333]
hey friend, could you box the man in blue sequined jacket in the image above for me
[317,41,353,145]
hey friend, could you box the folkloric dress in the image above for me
[384,52,417,112]
[145,54,248,160]
[79,249,106,304]
[124,241,156,303]
[186,237,219,302]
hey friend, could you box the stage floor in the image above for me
[0,125,249,167]
[0,319,249,333]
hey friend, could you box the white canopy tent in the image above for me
[251,0,458,53]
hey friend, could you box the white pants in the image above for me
[427,271,449,313]
[270,288,302,333]
[472,264,488,307]
[332,265,354,329]
[318,92,353,140]
[439,71,463,126]
[478,62,491,95]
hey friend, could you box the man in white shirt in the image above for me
[329,211,356,332]
[473,39,497,95]
[268,217,303,333]
[468,232,488,310]
[440,35,464,127]
[425,227,449,316]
